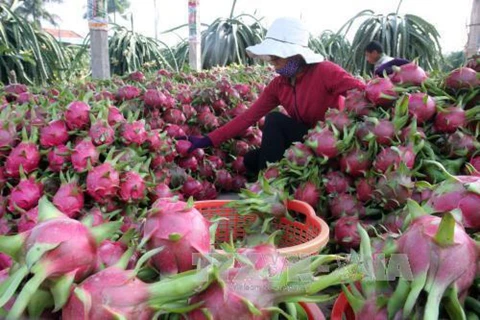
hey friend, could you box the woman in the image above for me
[184,17,366,177]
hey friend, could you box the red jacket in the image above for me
[208,61,366,147]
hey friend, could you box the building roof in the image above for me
[42,28,85,45]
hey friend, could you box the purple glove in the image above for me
[177,135,213,152]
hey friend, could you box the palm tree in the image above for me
[11,0,63,27]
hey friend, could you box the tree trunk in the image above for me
[466,0,480,57]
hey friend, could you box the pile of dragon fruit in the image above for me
[252,62,480,319]
[0,60,479,319]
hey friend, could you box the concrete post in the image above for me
[466,0,480,57]
[88,0,111,79]
[188,0,202,71]
[90,29,111,79]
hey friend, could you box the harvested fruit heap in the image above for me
[252,62,480,319]
[0,61,480,319]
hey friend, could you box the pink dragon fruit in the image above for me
[89,120,115,146]
[53,181,84,218]
[433,106,465,133]
[121,120,147,145]
[142,198,211,275]
[394,209,478,319]
[334,216,361,250]
[40,119,69,147]
[163,109,186,125]
[144,89,167,109]
[0,121,18,152]
[8,177,43,213]
[47,144,70,172]
[0,197,120,318]
[107,106,125,126]
[389,62,428,86]
[17,206,38,232]
[116,85,141,101]
[365,77,398,107]
[119,171,146,202]
[344,89,373,116]
[325,109,352,131]
[324,171,352,194]
[182,177,204,198]
[4,141,41,178]
[425,171,480,230]
[294,181,320,208]
[64,101,91,130]
[285,142,314,166]
[62,263,214,320]
[445,67,479,90]
[407,92,436,124]
[340,148,371,177]
[71,138,99,172]
[86,163,120,202]
[329,193,366,218]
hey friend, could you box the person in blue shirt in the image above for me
[365,40,410,76]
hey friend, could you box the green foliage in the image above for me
[441,51,466,72]
[108,25,177,75]
[10,0,63,27]
[164,0,266,70]
[339,9,443,75]
[0,1,68,85]
[309,30,351,68]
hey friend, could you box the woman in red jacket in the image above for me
[185,17,366,177]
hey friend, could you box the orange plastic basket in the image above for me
[194,199,329,256]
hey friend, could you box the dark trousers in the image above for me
[243,112,309,177]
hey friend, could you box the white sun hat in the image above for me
[246,17,324,64]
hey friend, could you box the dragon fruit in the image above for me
[424,164,480,230]
[446,130,478,158]
[390,62,428,86]
[197,110,220,129]
[64,101,91,130]
[53,179,84,218]
[71,138,99,172]
[144,89,167,108]
[340,148,371,177]
[47,144,70,172]
[142,198,211,275]
[374,170,414,210]
[284,142,314,166]
[116,85,141,101]
[365,77,398,107]
[0,197,120,318]
[324,171,352,194]
[121,120,147,145]
[107,106,125,126]
[5,138,41,178]
[163,109,186,125]
[188,248,362,320]
[89,119,115,146]
[17,206,38,232]
[433,106,465,133]
[294,181,320,208]
[445,67,479,90]
[62,261,214,320]
[329,193,366,218]
[334,216,361,250]
[393,206,478,319]
[86,163,120,202]
[119,170,146,203]
[344,89,373,116]
[325,109,352,131]
[39,119,69,147]
[407,92,436,124]
[0,121,17,152]
[8,176,43,213]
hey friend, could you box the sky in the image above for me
[44,0,474,54]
